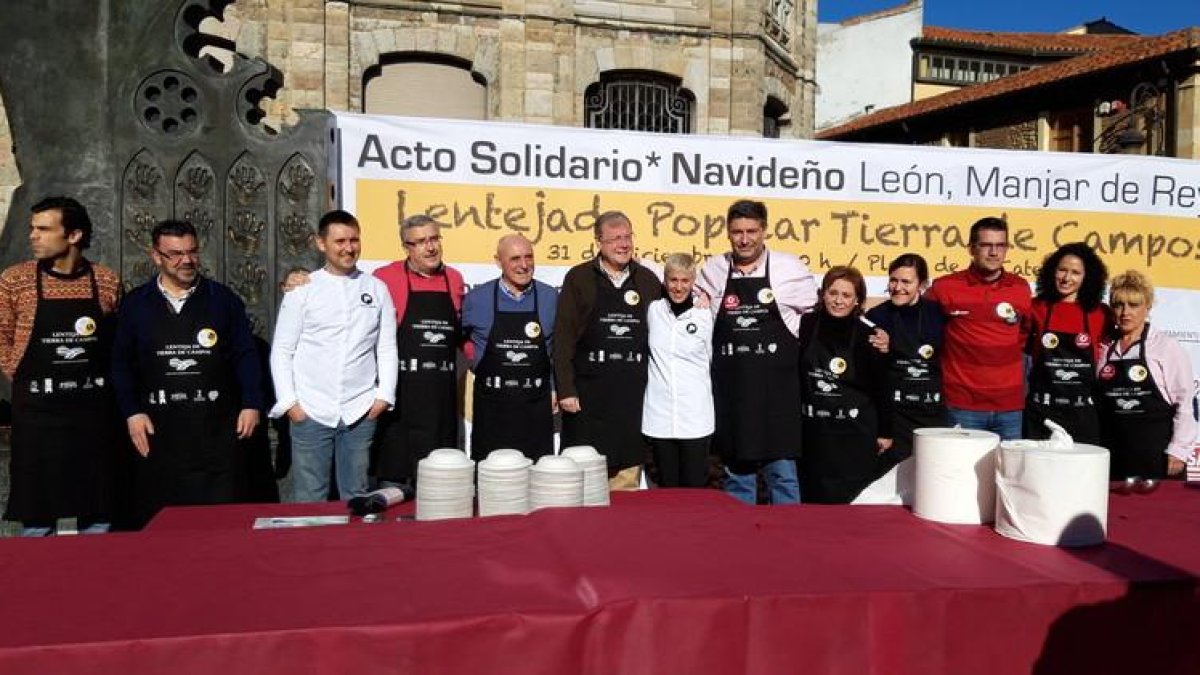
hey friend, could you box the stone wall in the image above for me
[974,118,1038,151]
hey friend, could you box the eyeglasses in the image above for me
[403,235,442,248]
[599,234,633,245]
[155,248,200,262]
[973,242,1009,252]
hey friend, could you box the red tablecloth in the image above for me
[2,486,1199,674]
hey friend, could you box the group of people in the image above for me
[2,195,1196,536]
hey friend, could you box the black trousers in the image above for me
[647,436,711,488]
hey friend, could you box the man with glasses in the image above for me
[554,211,662,490]
[112,220,264,524]
[371,214,465,491]
[925,216,1031,440]
[1,197,122,536]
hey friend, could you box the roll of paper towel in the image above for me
[912,428,1000,524]
[994,441,1109,546]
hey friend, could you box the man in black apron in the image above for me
[555,211,661,489]
[698,201,814,505]
[112,220,263,526]
[1025,303,1101,443]
[2,197,120,535]
[372,214,462,491]
[464,235,557,460]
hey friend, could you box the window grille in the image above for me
[585,72,694,134]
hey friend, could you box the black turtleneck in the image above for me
[668,294,693,317]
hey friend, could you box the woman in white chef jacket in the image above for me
[642,253,715,488]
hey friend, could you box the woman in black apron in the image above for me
[373,267,460,488]
[6,262,116,533]
[470,280,554,460]
[1025,243,1109,443]
[865,254,945,462]
[1097,270,1196,480]
[799,266,893,504]
[135,282,241,521]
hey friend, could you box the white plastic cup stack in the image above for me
[529,455,584,510]
[560,445,610,506]
[415,448,476,521]
[477,449,533,516]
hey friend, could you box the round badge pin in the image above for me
[360,293,373,305]
[686,323,697,334]
[1075,333,1091,348]
[917,344,935,360]
[1099,364,1117,381]
[1128,364,1148,382]
[1042,333,1060,349]
[829,357,848,375]
[995,302,1016,323]
[197,328,218,348]
[757,288,775,304]
[74,316,96,336]
[722,294,740,311]
[524,321,541,339]
[624,290,640,306]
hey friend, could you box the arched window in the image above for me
[763,96,790,138]
[363,54,487,119]
[585,71,694,134]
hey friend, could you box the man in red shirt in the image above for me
[925,217,1031,440]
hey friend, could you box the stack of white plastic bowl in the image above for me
[477,449,533,516]
[529,455,584,510]
[415,448,475,521]
[560,445,610,506]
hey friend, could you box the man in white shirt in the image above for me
[270,210,398,502]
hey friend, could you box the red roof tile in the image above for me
[919,25,1144,54]
[818,28,1200,139]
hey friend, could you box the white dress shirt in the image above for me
[269,268,399,427]
[642,298,715,439]
[695,248,817,338]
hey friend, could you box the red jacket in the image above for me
[372,261,465,325]
[926,267,1032,411]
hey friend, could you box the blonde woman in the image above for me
[642,253,714,487]
[1096,270,1196,479]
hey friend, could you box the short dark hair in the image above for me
[32,196,93,249]
[888,253,929,284]
[726,199,767,227]
[151,219,198,247]
[319,209,359,237]
[820,265,867,317]
[593,211,630,239]
[1035,242,1108,309]
[968,216,1008,245]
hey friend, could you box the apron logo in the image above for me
[917,344,935,360]
[995,302,1018,325]
[168,357,198,372]
[208,390,220,401]
[722,294,740,310]
[848,408,860,419]
[1099,364,1116,381]
[757,288,775,304]
[906,365,928,378]
[735,316,758,328]
[525,321,541,338]
[767,342,777,353]
[1053,368,1080,381]
[1128,364,1149,383]
[74,316,96,336]
[609,324,631,336]
[686,323,697,334]
[829,357,848,375]
[1041,333,1059,349]
[624,290,640,306]
[422,330,447,344]
[28,381,39,393]
[1115,398,1140,410]
[55,346,85,360]
[360,293,374,305]
[1074,333,1091,348]
[196,328,218,348]
[505,350,528,363]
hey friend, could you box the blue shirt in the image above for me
[462,279,557,370]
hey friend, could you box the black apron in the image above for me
[1097,327,1176,480]
[561,267,650,472]
[470,282,553,461]
[883,301,946,459]
[1025,302,1101,443]
[799,315,880,504]
[6,264,115,524]
[136,283,240,516]
[374,267,459,483]
[711,259,802,464]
